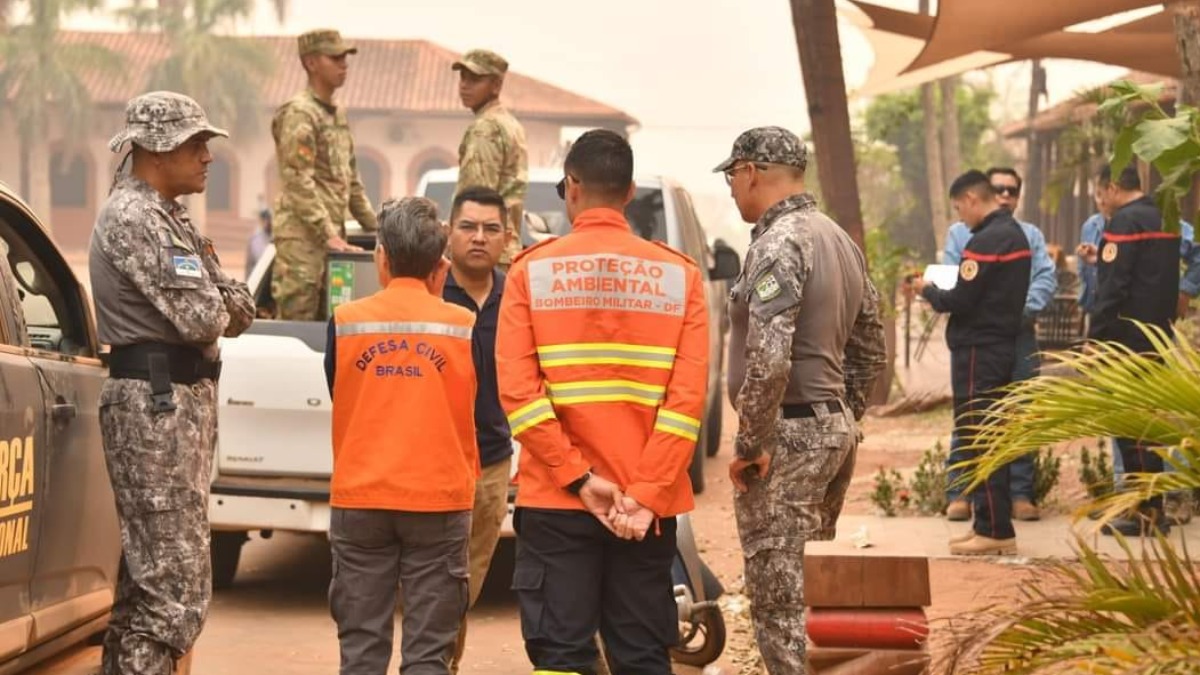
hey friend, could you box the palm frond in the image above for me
[955,323,1200,511]
[938,535,1200,674]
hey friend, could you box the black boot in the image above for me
[1101,512,1171,537]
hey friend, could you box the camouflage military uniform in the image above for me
[453,50,528,267]
[716,128,887,673]
[271,29,377,321]
[90,92,255,675]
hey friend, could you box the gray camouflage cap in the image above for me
[452,49,509,77]
[108,91,228,154]
[713,126,808,173]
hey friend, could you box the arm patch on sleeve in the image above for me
[749,267,799,320]
[755,273,782,301]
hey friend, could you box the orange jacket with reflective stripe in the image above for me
[331,278,480,512]
[497,208,709,516]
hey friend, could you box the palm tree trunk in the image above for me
[917,0,948,253]
[788,0,865,249]
[1170,0,1200,106]
[27,139,52,233]
[922,82,948,251]
[1023,60,1048,225]
[789,0,888,403]
[939,76,962,180]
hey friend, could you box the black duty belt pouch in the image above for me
[147,352,177,413]
[108,344,221,406]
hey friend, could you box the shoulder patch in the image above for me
[1101,242,1118,263]
[959,259,979,282]
[172,254,203,279]
[754,272,781,301]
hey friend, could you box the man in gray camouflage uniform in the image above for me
[89,91,256,674]
[715,127,886,673]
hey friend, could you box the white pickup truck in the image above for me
[207,171,740,587]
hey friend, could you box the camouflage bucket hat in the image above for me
[713,126,808,173]
[452,49,509,77]
[108,91,228,154]
[298,29,357,57]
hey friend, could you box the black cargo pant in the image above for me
[513,508,677,675]
[99,378,216,675]
[951,342,1017,540]
[1115,438,1166,514]
[329,508,471,675]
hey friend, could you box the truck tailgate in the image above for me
[217,321,332,477]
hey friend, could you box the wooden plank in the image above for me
[804,550,931,608]
[814,649,929,675]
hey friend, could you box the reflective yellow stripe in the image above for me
[537,343,676,370]
[507,398,557,436]
[546,379,666,407]
[654,409,701,442]
[336,321,472,340]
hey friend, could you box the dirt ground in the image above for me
[696,401,1078,675]
[31,398,1084,675]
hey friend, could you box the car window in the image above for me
[424,181,455,221]
[0,199,94,356]
[672,188,711,274]
[424,181,668,244]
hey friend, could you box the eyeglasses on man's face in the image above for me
[993,184,1021,197]
[723,162,769,187]
[556,175,578,200]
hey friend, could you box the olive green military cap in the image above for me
[298,29,357,57]
[108,91,228,154]
[452,49,509,77]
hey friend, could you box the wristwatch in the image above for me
[566,470,593,495]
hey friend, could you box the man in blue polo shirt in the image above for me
[444,186,514,673]
[942,167,1056,522]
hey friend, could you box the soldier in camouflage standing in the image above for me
[453,49,527,269]
[715,127,886,673]
[90,91,256,674]
[271,29,378,320]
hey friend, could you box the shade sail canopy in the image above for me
[841,3,1005,97]
[845,1,1180,97]
[904,0,1161,72]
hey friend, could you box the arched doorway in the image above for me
[49,147,93,250]
[406,148,456,195]
[206,152,237,214]
[354,147,391,208]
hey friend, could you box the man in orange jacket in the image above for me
[497,129,709,674]
[324,196,479,675]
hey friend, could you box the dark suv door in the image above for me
[0,190,117,667]
[0,206,50,664]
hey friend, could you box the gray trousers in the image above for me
[735,406,857,674]
[329,508,471,675]
[99,379,216,675]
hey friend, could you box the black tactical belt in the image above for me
[108,343,222,386]
[781,400,844,419]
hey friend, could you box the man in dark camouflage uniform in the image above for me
[272,29,378,320]
[453,49,528,268]
[715,127,886,673]
[90,91,256,674]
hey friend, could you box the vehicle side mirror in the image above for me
[709,243,740,281]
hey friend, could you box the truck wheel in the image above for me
[211,531,248,590]
[689,429,707,495]
[704,390,723,458]
[670,605,727,666]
